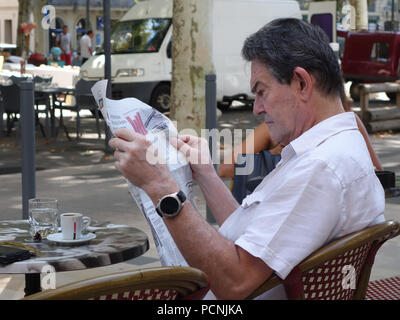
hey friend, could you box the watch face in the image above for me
[160,196,180,215]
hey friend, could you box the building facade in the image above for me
[2,0,400,55]
[0,0,18,44]
[42,0,135,55]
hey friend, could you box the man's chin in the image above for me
[269,129,284,146]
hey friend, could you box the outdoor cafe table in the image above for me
[34,85,76,138]
[0,220,149,296]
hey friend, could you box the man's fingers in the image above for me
[109,137,133,152]
[114,128,142,142]
[178,134,193,144]
[113,149,123,161]
[170,136,185,150]
[170,136,193,158]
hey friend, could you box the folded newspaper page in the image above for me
[91,80,193,266]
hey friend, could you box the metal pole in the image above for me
[392,0,395,29]
[103,0,113,153]
[205,74,217,224]
[19,80,36,219]
[86,0,91,31]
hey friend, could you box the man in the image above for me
[80,30,94,65]
[108,18,385,299]
[56,25,73,65]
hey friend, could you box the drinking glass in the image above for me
[28,198,59,240]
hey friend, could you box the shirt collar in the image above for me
[283,112,358,160]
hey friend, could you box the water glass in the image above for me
[28,198,59,240]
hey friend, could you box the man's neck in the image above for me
[290,92,345,144]
[310,92,345,125]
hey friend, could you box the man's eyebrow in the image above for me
[251,81,260,94]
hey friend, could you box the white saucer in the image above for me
[47,232,96,244]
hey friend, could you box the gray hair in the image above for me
[242,18,342,97]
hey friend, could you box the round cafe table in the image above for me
[0,220,149,296]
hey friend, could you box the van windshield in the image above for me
[108,18,171,54]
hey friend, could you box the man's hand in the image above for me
[109,128,177,200]
[170,135,214,182]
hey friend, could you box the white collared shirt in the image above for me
[204,112,385,300]
[80,34,92,58]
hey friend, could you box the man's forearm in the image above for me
[196,169,239,226]
[145,188,270,299]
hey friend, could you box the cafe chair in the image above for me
[33,75,52,108]
[0,78,48,139]
[0,88,4,139]
[0,79,23,137]
[33,76,53,137]
[54,79,101,140]
[246,220,400,300]
[22,266,209,300]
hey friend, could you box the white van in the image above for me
[80,0,302,111]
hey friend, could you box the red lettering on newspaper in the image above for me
[126,112,148,135]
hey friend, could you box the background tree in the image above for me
[16,0,33,57]
[349,0,368,30]
[171,0,214,135]
[32,0,49,55]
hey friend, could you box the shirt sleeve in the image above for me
[234,158,343,279]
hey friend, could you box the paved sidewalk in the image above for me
[0,107,399,299]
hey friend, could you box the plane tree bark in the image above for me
[171,0,215,135]
[16,0,33,57]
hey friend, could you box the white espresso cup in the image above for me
[60,213,91,240]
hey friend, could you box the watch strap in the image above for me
[176,190,187,203]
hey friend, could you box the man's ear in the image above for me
[291,67,313,101]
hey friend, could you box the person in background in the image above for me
[80,30,94,65]
[341,88,383,171]
[218,122,281,180]
[56,25,73,66]
[218,86,383,181]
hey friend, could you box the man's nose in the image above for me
[253,97,264,116]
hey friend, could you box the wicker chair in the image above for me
[246,220,400,300]
[23,266,209,300]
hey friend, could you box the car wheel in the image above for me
[150,84,170,112]
[217,101,231,111]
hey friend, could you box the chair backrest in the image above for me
[0,83,20,113]
[22,266,209,300]
[75,79,97,110]
[33,75,52,85]
[247,220,400,300]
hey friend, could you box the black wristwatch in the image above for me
[155,190,187,218]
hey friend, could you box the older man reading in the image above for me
[109,18,385,300]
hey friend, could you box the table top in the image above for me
[0,220,149,274]
[34,85,75,94]
[3,63,80,88]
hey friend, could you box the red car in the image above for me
[341,30,400,100]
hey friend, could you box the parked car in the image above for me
[341,31,400,100]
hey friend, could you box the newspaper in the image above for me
[91,80,192,266]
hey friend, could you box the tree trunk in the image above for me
[171,0,215,136]
[16,0,33,57]
[32,0,49,54]
[349,0,368,30]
